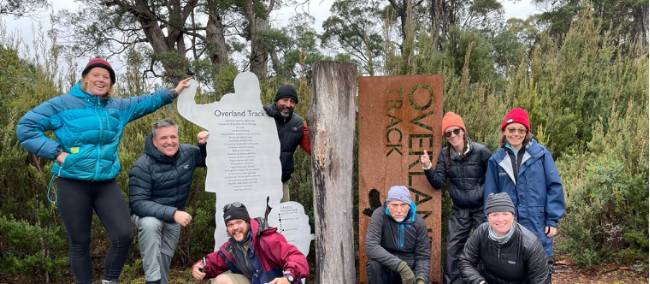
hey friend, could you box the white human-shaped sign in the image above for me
[267,201,313,257]
[177,73,283,247]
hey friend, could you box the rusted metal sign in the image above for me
[358,75,443,284]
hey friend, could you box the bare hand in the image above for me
[419,150,431,168]
[191,259,206,280]
[173,210,192,227]
[545,226,558,237]
[175,77,192,94]
[197,130,209,145]
[56,152,69,165]
[267,277,291,284]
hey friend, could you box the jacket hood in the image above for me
[498,139,544,160]
[445,139,475,161]
[144,133,179,163]
[69,82,110,103]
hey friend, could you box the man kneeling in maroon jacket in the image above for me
[191,202,309,284]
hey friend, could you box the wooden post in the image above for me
[309,61,357,284]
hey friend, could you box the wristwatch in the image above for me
[283,271,295,282]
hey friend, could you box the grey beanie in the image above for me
[485,192,515,215]
[386,185,412,204]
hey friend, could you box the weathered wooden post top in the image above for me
[309,61,358,284]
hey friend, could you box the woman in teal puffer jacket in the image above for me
[15,58,191,284]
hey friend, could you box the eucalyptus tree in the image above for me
[321,0,384,75]
[0,0,47,16]
[53,0,292,81]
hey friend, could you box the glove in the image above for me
[415,277,427,284]
[396,261,416,284]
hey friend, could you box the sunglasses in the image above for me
[444,128,463,138]
[506,127,527,135]
[223,201,244,212]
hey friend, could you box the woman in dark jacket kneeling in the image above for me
[458,192,549,284]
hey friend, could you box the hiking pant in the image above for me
[56,178,133,284]
[445,206,484,284]
[133,216,181,284]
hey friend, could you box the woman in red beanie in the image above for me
[483,107,565,272]
[419,111,492,284]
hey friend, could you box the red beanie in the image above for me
[441,112,466,135]
[82,57,116,85]
[501,107,530,131]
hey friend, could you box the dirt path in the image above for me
[552,261,647,284]
[162,260,649,284]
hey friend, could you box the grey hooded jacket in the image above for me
[365,203,431,281]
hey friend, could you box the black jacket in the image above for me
[365,204,431,282]
[458,222,549,284]
[128,134,206,222]
[264,103,307,182]
[424,141,491,208]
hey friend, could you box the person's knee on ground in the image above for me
[213,273,236,284]
[367,259,389,283]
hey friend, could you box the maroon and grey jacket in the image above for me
[201,218,309,283]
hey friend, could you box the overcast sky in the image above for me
[1,0,542,78]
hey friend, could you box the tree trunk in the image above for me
[245,0,269,78]
[401,0,415,74]
[309,61,357,284]
[206,0,229,66]
[430,0,447,50]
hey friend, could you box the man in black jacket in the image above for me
[365,185,431,284]
[128,119,207,284]
[458,192,549,284]
[263,85,311,202]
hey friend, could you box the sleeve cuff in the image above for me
[546,220,558,227]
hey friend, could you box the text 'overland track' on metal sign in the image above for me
[358,75,444,284]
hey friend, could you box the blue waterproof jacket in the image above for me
[16,82,174,181]
[483,139,565,256]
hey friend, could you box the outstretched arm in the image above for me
[177,79,213,129]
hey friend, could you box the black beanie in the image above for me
[485,192,516,215]
[274,85,299,103]
[223,203,250,224]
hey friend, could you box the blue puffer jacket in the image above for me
[16,82,175,181]
[483,139,565,256]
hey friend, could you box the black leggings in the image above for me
[56,178,133,283]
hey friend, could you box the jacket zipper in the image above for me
[94,96,102,180]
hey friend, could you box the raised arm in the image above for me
[177,79,214,129]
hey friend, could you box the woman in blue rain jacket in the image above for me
[484,107,565,260]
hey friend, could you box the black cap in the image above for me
[274,85,299,103]
[223,202,250,224]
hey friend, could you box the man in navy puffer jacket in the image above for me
[128,119,207,284]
